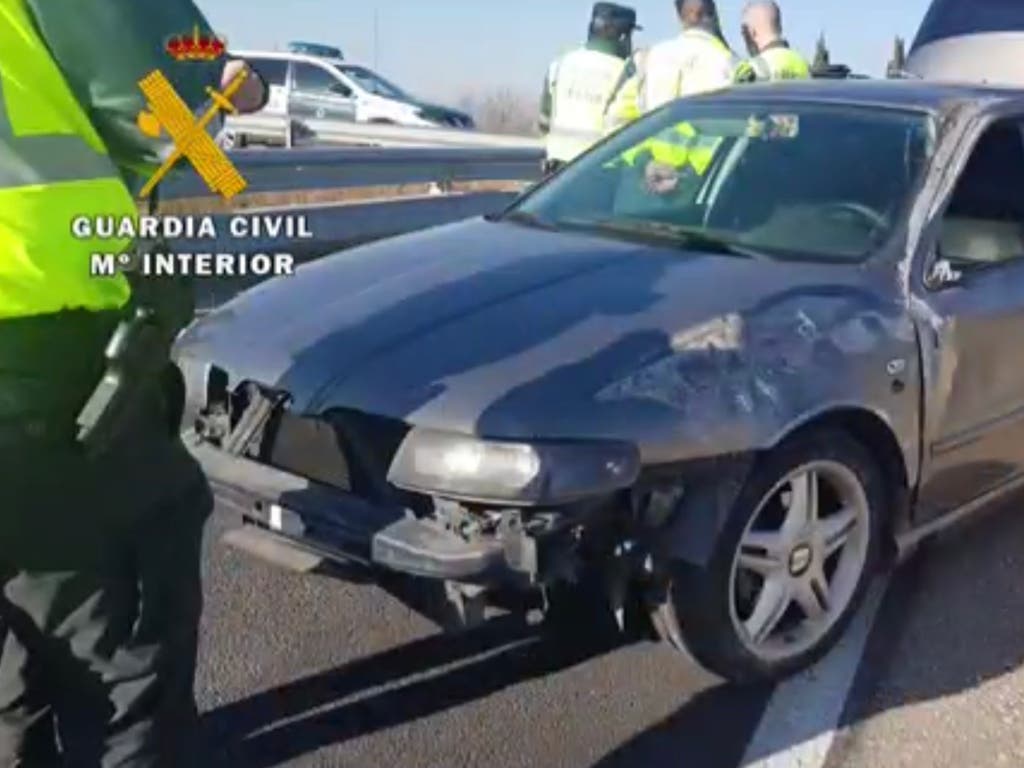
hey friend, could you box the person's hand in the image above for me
[644,161,681,195]
[221,59,267,115]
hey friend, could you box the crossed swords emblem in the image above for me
[135,67,250,200]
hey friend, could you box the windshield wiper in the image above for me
[557,218,769,260]
[493,210,559,231]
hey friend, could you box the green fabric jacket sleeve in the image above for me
[25,0,223,194]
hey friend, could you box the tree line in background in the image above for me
[458,34,913,134]
[810,32,909,79]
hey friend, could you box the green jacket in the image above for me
[25,0,223,196]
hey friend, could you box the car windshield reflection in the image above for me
[508,101,937,263]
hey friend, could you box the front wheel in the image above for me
[664,429,884,683]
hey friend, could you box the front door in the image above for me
[288,62,357,122]
[916,115,1024,518]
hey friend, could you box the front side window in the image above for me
[938,118,1024,269]
[508,101,936,262]
[339,65,408,100]
[292,63,349,96]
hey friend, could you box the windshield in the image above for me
[339,65,410,100]
[510,101,936,262]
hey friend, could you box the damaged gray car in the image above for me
[174,79,1024,682]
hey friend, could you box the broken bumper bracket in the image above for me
[188,437,515,584]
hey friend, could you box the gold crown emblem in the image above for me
[166,25,227,61]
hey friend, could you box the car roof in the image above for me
[231,50,353,68]
[689,78,1024,114]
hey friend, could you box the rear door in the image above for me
[915,111,1024,518]
[288,61,358,122]
[908,0,1024,85]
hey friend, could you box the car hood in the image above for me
[175,218,910,462]
[406,99,471,124]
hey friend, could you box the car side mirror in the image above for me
[329,83,352,98]
[924,256,964,290]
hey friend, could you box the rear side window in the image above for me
[914,0,1024,50]
[248,58,288,87]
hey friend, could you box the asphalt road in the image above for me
[828,498,1024,768]
[196,496,1024,768]
[196,511,771,768]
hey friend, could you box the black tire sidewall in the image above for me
[669,428,886,683]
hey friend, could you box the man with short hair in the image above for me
[735,0,811,82]
[642,0,742,111]
[540,2,642,172]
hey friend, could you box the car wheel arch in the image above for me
[653,405,910,569]
[767,406,911,558]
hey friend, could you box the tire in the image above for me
[665,428,885,684]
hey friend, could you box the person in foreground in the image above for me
[0,0,265,765]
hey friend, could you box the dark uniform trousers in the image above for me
[0,310,213,767]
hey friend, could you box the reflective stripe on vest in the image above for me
[547,48,626,163]
[605,81,641,132]
[0,0,134,320]
[754,47,811,81]
[603,53,646,134]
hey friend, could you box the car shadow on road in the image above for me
[201,562,774,768]
[201,600,624,767]
[595,494,1024,768]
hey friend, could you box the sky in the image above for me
[200,0,934,104]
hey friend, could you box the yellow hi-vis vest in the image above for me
[546,47,627,163]
[0,0,135,321]
[735,44,812,83]
[642,29,739,112]
[603,51,647,135]
[619,121,722,174]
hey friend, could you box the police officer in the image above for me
[613,0,740,194]
[540,2,641,173]
[643,0,742,111]
[0,1,265,764]
[735,0,811,82]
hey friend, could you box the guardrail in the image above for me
[159,141,547,311]
[222,113,544,150]
[161,144,545,200]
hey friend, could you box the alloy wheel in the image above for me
[727,460,871,662]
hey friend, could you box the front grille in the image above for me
[259,406,411,504]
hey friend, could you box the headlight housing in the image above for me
[387,428,641,506]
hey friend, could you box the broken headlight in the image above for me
[387,428,640,506]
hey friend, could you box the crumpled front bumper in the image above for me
[187,437,517,584]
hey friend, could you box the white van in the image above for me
[907,0,1024,85]
[234,49,475,131]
